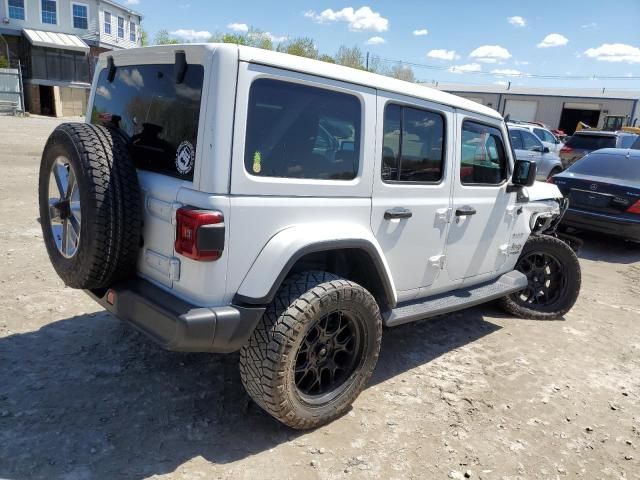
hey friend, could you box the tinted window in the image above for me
[245,79,361,180]
[566,134,616,150]
[569,153,640,182]
[534,128,556,143]
[382,104,445,182]
[509,130,523,150]
[521,130,543,151]
[632,137,640,150]
[461,121,508,185]
[619,135,638,149]
[91,64,204,181]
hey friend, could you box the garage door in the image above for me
[504,100,538,122]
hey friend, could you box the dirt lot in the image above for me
[0,115,639,480]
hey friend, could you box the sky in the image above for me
[123,0,640,89]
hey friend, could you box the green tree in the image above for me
[139,27,149,47]
[318,54,336,64]
[154,29,178,45]
[0,55,9,69]
[335,45,364,70]
[277,37,318,59]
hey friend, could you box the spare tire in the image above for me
[38,123,141,289]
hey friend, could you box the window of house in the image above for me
[41,0,57,24]
[460,121,508,185]
[129,21,136,42]
[117,16,125,38]
[382,104,445,183]
[72,3,88,29]
[244,79,361,180]
[8,0,25,20]
[104,11,111,34]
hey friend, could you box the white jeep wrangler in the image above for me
[38,44,581,429]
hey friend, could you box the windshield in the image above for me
[566,134,616,150]
[569,152,640,182]
[90,63,204,180]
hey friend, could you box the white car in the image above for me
[508,126,564,180]
[508,122,563,154]
[38,44,581,430]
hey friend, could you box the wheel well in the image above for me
[287,248,391,309]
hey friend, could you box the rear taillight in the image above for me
[627,200,640,214]
[560,146,573,154]
[175,207,224,261]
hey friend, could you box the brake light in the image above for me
[627,200,640,214]
[560,146,573,154]
[175,208,225,261]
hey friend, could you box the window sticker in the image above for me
[252,151,262,174]
[175,141,195,175]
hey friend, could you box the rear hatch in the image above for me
[88,47,212,294]
[560,133,616,167]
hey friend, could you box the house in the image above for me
[0,0,142,116]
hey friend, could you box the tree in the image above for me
[277,37,318,59]
[387,62,416,83]
[139,27,149,47]
[335,45,364,70]
[318,54,335,64]
[0,55,8,69]
[154,29,178,45]
[246,28,273,50]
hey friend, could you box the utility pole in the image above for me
[366,51,369,71]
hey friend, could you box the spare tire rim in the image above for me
[294,310,364,405]
[515,251,566,306]
[48,156,81,258]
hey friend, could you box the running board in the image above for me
[384,271,527,327]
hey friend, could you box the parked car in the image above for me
[559,130,639,168]
[508,121,563,154]
[550,148,640,242]
[37,44,581,430]
[508,126,563,180]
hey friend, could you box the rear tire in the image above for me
[499,235,581,320]
[38,123,141,289]
[239,271,383,429]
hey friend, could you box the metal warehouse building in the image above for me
[432,83,640,135]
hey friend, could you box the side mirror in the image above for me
[509,159,537,190]
[543,146,550,154]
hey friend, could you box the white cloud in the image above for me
[537,33,569,48]
[227,23,249,33]
[96,85,111,100]
[170,29,212,42]
[494,80,509,86]
[365,36,386,45]
[304,6,389,32]
[583,43,640,63]
[507,16,526,27]
[448,63,482,74]
[427,49,459,61]
[469,45,512,63]
[515,60,530,66]
[120,68,144,89]
[581,22,598,29]
[264,32,288,43]
[491,68,522,76]
[413,28,428,36]
[124,0,140,4]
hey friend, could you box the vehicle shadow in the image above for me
[0,308,500,479]
[574,230,640,265]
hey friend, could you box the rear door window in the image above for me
[91,63,204,181]
[244,79,361,180]
[566,134,616,150]
[460,121,508,185]
[382,104,445,183]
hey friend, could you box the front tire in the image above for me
[499,235,581,320]
[239,271,383,429]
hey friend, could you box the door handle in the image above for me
[384,207,413,220]
[455,206,477,217]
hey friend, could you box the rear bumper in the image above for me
[562,208,640,241]
[87,279,265,353]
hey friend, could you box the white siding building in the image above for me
[0,0,142,115]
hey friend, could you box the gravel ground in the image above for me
[0,115,639,480]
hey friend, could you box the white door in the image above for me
[504,100,538,123]
[371,93,454,301]
[445,115,517,281]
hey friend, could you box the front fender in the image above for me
[234,223,397,307]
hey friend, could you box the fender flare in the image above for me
[233,225,397,308]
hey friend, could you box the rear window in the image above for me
[619,135,638,149]
[569,153,640,182]
[566,134,616,150]
[91,63,204,181]
[244,79,361,180]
